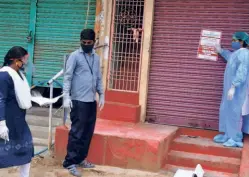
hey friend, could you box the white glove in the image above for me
[227,86,235,100]
[99,94,105,111]
[63,95,73,108]
[0,120,9,142]
[214,43,222,53]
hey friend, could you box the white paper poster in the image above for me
[31,90,63,106]
[197,29,222,61]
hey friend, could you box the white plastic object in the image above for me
[103,36,109,60]
[174,164,204,177]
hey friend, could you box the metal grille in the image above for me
[108,0,144,92]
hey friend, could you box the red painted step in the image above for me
[171,135,242,159]
[165,165,238,177]
[168,150,241,174]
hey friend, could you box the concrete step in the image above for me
[27,106,63,118]
[33,137,49,146]
[168,150,240,174]
[99,101,140,123]
[30,125,56,139]
[165,165,238,177]
[34,145,48,155]
[171,135,242,159]
[26,115,63,127]
[33,138,55,147]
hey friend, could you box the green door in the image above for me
[32,0,96,88]
[0,0,30,65]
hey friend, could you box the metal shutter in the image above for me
[0,0,30,64]
[147,0,249,129]
[33,0,96,87]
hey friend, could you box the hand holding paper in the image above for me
[31,90,63,106]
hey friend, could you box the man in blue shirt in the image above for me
[62,29,105,177]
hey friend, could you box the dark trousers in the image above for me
[63,100,97,168]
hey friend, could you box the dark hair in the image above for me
[238,39,248,48]
[2,46,28,67]
[80,29,95,41]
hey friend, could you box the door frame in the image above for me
[106,0,145,93]
[138,0,155,122]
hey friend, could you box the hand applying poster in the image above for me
[214,43,222,53]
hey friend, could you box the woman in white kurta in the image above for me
[0,46,33,177]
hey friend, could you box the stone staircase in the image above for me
[164,128,242,177]
[26,107,66,154]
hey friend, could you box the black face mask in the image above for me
[81,44,94,53]
[17,60,26,71]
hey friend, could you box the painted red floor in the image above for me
[55,119,249,177]
[55,119,178,172]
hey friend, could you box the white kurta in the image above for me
[242,86,249,115]
[242,82,249,134]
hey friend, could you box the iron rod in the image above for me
[48,84,53,150]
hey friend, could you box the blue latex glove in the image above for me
[63,94,73,108]
[99,94,105,110]
[227,86,235,100]
[0,120,9,143]
[215,43,222,53]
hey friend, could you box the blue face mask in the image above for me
[231,41,241,50]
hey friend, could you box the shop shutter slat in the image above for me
[147,0,249,129]
[0,0,30,64]
[33,0,96,87]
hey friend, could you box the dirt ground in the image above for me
[0,154,174,177]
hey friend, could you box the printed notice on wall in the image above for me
[197,30,222,61]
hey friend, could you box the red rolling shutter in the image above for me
[146,0,249,129]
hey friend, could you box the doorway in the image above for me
[107,0,145,92]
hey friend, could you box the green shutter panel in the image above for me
[33,0,96,87]
[0,0,30,64]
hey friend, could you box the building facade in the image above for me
[99,0,249,130]
[0,0,98,88]
[1,0,249,130]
